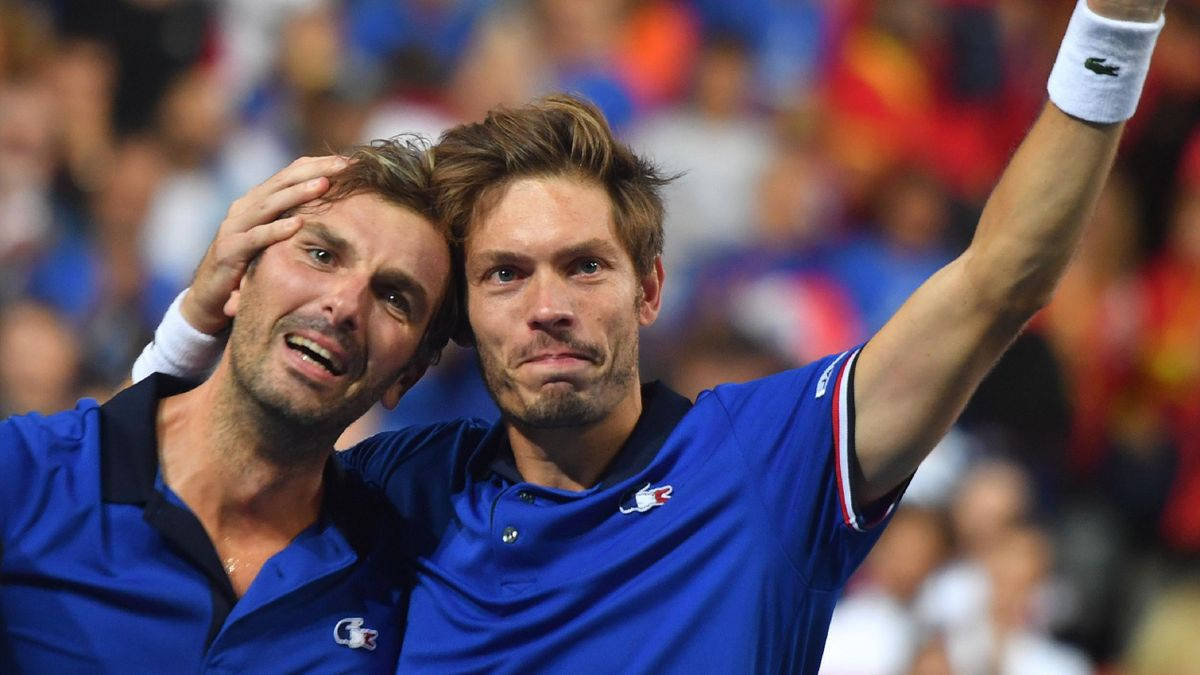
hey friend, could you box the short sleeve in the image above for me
[708,346,903,589]
[337,421,489,550]
[0,405,96,550]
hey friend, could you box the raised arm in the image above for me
[851,0,1167,503]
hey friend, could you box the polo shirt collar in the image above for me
[98,373,377,556]
[100,373,193,504]
[473,381,693,489]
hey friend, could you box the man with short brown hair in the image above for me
[1,141,454,672]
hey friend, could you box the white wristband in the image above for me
[1048,0,1164,124]
[131,289,226,383]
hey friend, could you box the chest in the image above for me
[397,440,815,672]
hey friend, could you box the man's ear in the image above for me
[381,364,428,409]
[223,256,261,318]
[224,289,241,318]
[637,256,665,326]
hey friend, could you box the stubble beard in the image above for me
[479,327,639,430]
[224,306,393,462]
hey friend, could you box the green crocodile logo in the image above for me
[1084,57,1120,77]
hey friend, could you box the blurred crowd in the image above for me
[2,0,1200,672]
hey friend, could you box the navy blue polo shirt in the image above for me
[343,346,903,673]
[0,374,410,673]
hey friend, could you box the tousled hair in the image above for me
[432,94,673,278]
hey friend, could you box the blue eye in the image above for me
[576,259,601,275]
[308,248,333,265]
[491,267,517,283]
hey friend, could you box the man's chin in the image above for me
[248,383,365,429]
[506,388,606,429]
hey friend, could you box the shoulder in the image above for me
[343,419,490,469]
[337,418,493,498]
[337,419,492,556]
[0,400,102,534]
[0,400,100,461]
[701,348,860,415]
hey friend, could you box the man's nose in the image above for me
[322,274,369,332]
[526,271,576,333]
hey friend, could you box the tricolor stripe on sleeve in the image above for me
[830,346,897,532]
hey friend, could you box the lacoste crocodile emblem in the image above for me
[1084,57,1119,77]
[619,483,673,514]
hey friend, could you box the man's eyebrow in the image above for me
[470,239,624,268]
[469,249,531,269]
[298,221,352,256]
[553,238,624,262]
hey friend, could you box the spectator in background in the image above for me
[0,77,56,299]
[212,0,330,112]
[630,34,771,295]
[614,0,701,109]
[831,166,956,334]
[675,141,862,364]
[140,64,291,305]
[1124,2,1200,255]
[821,507,953,675]
[0,301,85,417]
[941,524,1091,675]
[1041,171,1145,479]
[27,138,165,384]
[662,323,793,401]
[533,0,635,129]
[54,0,211,137]
[1037,171,1160,662]
[688,0,840,107]
[917,460,1034,634]
[439,3,551,125]
[47,38,117,221]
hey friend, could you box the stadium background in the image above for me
[1,0,1199,671]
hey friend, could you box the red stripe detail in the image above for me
[830,355,853,527]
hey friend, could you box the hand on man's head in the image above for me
[181,155,349,334]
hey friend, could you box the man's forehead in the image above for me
[467,175,617,250]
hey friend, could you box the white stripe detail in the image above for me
[836,348,865,531]
[815,349,850,399]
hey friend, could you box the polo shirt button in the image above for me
[501,526,519,544]
[517,491,534,504]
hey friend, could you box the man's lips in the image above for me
[519,352,596,367]
[283,331,351,376]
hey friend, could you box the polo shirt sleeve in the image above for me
[708,346,904,590]
[0,404,95,550]
[337,422,486,537]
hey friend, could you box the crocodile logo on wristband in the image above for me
[1084,57,1120,76]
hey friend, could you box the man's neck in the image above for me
[506,386,643,492]
[155,368,332,542]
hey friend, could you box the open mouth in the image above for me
[284,335,347,376]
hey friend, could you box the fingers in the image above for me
[240,216,304,253]
[249,176,330,224]
[261,155,349,198]
[225,155,349,230]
